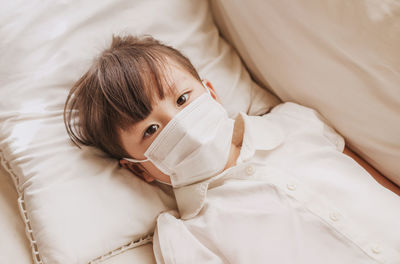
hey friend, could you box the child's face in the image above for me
[119,63,221,184]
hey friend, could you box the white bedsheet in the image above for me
[153,103,400,263]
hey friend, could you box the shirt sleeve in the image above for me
[153,211,224,264]
[270,102,345,152]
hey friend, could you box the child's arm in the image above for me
[343,147,400,196]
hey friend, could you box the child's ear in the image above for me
[202,79,222,103]
[119,159,155,183]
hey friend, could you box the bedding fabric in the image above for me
[211,0,400,186]
[0,163,32,264]
[153,103,400,263]
[0,0,279,263]
[100,244,155,264]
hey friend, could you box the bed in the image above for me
[1,0,399,263]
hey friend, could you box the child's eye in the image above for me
[176,92,189,106]
[143,124,159,138]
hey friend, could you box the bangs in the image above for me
[97,48,174,130]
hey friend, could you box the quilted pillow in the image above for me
[0,0,279,263]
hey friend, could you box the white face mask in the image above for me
[124,83,234,188]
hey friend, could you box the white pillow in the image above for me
[0,0,279,263]
[211,0,400,185]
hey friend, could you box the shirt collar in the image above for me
[173,112,284,219]
[234,112,284,164]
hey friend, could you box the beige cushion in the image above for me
[211,0,400,185]
[0,0,278,263]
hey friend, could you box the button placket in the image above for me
[371,244,381,254]
[245,165,255,176]
[329,212,340,222]
[286,183,297,191]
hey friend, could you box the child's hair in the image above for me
[64,35,202,159]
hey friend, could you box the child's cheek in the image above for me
[143,162,172,183]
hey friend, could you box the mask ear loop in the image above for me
[202,81,212,96]
[124,157,149,163]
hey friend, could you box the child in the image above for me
[64,35,400,263]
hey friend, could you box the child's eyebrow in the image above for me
[164,81,180,97]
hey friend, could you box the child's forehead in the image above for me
[158,62,196,95]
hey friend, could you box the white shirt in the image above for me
[152,102,400,264]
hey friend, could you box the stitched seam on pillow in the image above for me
[1,151,154,264]
[0,152,44,264]
[0,149,21,194]
[18,195,44,264]
[88,233,154,263]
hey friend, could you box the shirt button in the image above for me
[245,165,255,175]
[371,244,381,254]
[329,212,340,222]
[286,183,297,191]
